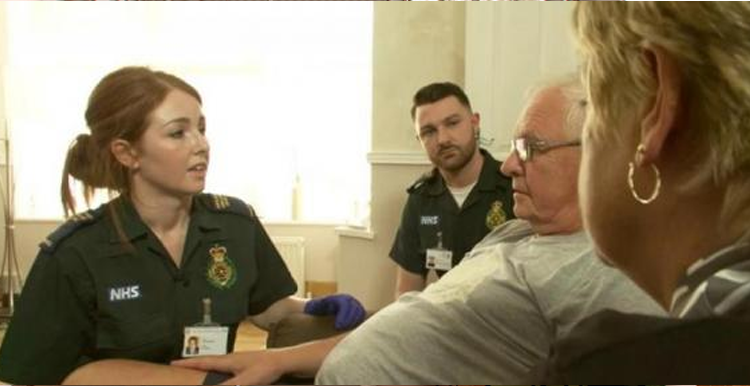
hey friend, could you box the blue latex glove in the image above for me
[303,293,366,330]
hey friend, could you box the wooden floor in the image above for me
[234,320,268,351]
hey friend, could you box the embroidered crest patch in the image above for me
[206,244,237,289]
[485,200,507,230]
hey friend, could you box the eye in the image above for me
[446,118,460,127]
[168,129,185,139]
[199,118,207,135]
[420,128,436,139]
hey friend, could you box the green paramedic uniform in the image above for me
[389,149,515,278]
[0,193,297,384]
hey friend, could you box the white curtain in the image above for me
[4,1,372,224]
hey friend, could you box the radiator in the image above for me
[271,236,306,297]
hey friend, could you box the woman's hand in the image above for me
[173,334,347,385]
[171,350,284,385]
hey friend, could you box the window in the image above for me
[3,1,372,224]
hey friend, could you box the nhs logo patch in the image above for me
[108,285,141,302]
[420,215,439,225]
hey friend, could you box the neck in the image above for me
[624,186,742,309]
[531,203,583,236]
[441,149,484,188]
[129,191,193,234]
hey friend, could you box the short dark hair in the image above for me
[410,82,472,120]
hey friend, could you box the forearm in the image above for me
[171,333,350,384]
[395,268,426,297]
[270,334,347,378]
[63,359,207,385]
[249,296,307,330]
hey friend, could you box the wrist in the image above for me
[266,348,292,377]
[270,342,328,378]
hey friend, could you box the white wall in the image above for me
[466,1,578,152]
[338,2,466,310]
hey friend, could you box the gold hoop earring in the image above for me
[628,144,661,204]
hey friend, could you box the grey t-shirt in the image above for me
[316,220,664,384]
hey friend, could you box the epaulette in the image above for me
[201,193,257,218]
[39,208,103,253]
[407,170,437,194]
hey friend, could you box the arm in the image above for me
[246,218,363,331]
[250,294,366,331]
[62,334,349,385]
[249,296,306,331]
[395,267,426,298]
[62,360,208,385]
[172,334,348,385]
[0,247,94,384]
[390,196,429,298]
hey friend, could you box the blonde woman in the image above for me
[540,2,750,382]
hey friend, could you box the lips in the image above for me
[512,186,528,195]
[438,147,458,157]
[188,162,208,172]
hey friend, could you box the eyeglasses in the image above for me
[510,137,581,162]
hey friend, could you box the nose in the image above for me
[500,148,522,177]
[436,126,451,145]
[194,131,210,155]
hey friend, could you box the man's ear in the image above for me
[639,43,683,166]
[110,139,139,170]
[471,112,481,138]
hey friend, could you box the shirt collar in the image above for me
[190,195,224,232]
[670,242,750,317]
[475,148,504,192]
[424,148,500,196]
[107,196,223,244]
[106,196,148,244]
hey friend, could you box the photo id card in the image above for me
[426,248,453,271]
[183,326,229,357]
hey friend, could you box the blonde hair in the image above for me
[574,2,750,228]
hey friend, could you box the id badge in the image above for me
[426,248,453,271]
[183,325,229,357]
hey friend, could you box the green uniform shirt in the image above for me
[389,149,514,277]
[0,193,297,384]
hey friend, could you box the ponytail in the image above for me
[60,132,133,250]
[60,133,116,217]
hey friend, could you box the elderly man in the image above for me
[313,76,663,384]
[84,76,662,385]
